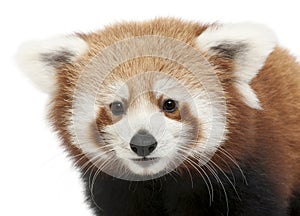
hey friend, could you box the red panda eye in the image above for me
[162,99,178,113]
[109,101,124,116]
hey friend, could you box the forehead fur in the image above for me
[56,18,210,95]
[80,18,208,55]
[98,57,203,88]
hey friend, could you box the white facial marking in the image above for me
[153,77,191,102]
[98,81,129,105]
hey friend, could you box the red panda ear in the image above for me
[16,35,89,93]
[197,22,277,110]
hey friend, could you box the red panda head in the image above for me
[17,18,277,180]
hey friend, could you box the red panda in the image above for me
[17,18,300,216]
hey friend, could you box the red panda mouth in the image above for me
[131,157,160,167]
[131,157,159,162]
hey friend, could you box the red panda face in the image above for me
[70,52,227,180]
[17,18,277,181]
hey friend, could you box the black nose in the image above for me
[130,130,157,157]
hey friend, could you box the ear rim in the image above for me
[197,22,278,110]
[16,34,89,94]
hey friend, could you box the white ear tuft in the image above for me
[16,35,88,93]
[235,82,262,110]
[197,22,277,109]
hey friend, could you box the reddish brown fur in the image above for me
[96,107,113,126]
[211,47,300,206]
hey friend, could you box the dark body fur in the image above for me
[83,154,299,216]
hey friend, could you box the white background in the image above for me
[1,0,299,215]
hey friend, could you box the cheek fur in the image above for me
[180,103,202,149]
[96,106,124,129]
[92,107,123,149]
[96,107,113,127]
